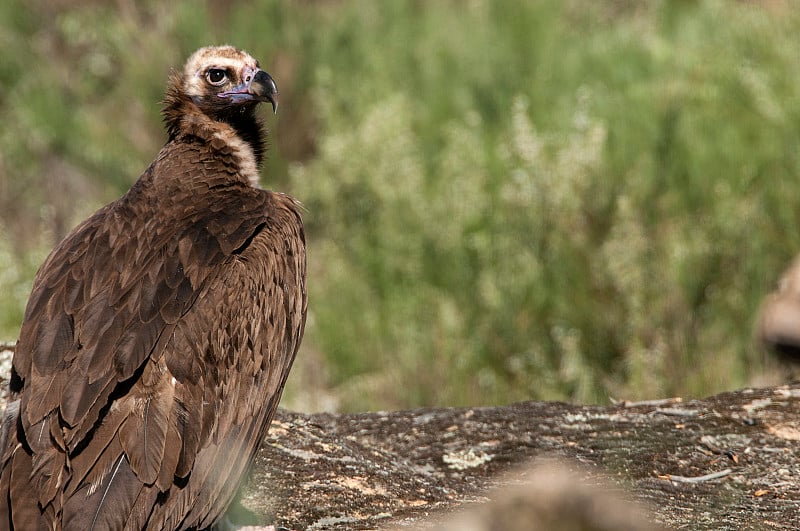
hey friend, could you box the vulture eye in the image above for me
[206,69,227,85]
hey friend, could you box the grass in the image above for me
[2,0,799,411]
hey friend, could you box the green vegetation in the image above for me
[2,0,799,411]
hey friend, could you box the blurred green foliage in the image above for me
[1,0,799,411]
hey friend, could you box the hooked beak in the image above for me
[218,69,279,113]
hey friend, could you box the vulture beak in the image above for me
[218,68,279,113]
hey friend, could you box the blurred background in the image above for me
[1,0,799,412]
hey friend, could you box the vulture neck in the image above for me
[162,81,266,187]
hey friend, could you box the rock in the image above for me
[1,342,799,529]
[251,391,800,530]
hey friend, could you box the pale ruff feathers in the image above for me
[213,128,260,187]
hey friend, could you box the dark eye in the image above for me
[206,69,227,85]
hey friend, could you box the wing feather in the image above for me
[119,362,175,485]
[68,454,141,531]
[8,447,46,529]
[66,402,132,495]
[32,301,73,370]
[60,375,112,428]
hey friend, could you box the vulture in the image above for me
[758,256,800,361]
[0,45,307,530]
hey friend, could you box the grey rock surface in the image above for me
[2,342,799,530]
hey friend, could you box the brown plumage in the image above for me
[0,46,306,530]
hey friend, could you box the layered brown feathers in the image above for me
[0,46,306,530]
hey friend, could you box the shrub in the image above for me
[3,0,800,411]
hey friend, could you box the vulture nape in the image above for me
[0,46,307,530]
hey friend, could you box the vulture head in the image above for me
[162,45,279,166]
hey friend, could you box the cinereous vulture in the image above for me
[0,45,307,530]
